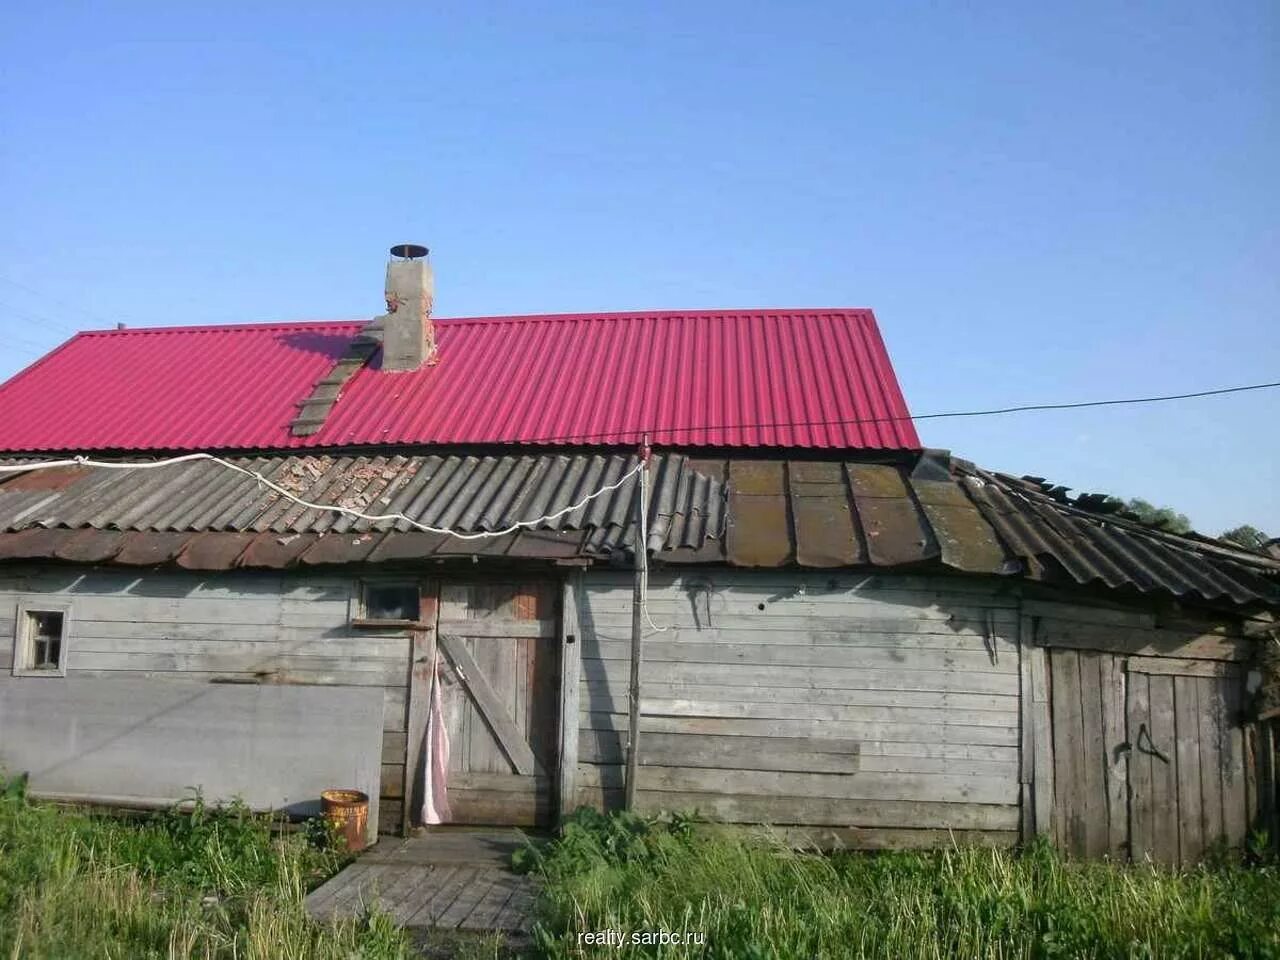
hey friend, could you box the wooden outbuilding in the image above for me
[0,250,1275,863]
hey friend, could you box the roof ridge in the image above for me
[70,307,877,337]
[76,319,369,337]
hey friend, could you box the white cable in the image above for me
[0,452,645,541]
[636,458,669,634]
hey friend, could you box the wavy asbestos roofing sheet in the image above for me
[0,310,919,453]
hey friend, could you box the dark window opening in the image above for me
[27,611,64,670]
[363,583,420,622]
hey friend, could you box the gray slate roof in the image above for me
[1,450,1276,612]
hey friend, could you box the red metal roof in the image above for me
[0,310,919,453]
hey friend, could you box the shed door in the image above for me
[1125,661,1248,866]
[436,582,559,826]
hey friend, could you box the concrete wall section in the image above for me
[0,678,384,835]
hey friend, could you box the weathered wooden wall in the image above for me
[0,568,407,832]
[574,570,1024,847]
[1030,599,1261,865]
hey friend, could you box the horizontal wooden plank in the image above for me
[583,712,1019,747]
[46,619,283,644]
[378,800,403,834]
[60,669,404,689]
[583,744,1014,781]
[64,651,408,684]
[583,605,1019,633]
[0,570,336,600]
[1037,619,1251,662]
[382,731,407,764]
[580,696,1016,727]
[584,571,1018,603]
[581,661,1020,696]
[856,741,1018,763]
[583,641,1013,671]
[443,790,549,826]
[448,773,551,793]
[581,732,862,774]
[579,764,1016,805]
[581,680,1018,714]
[1021,599,1155,629]
[1126,657,1244,678]
[0,593,285,626]
[69,633,411,660]
[384,688,408,733]
[435,620,555,638]
[380,764,406,799]
[576,786,1020,830]
[581,617,1019,645]
[581,732,1017,765]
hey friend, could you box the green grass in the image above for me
[0,774,412,959]
[8,774,1279,960]
[520,809,1280,959]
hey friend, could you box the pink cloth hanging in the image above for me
[420,650,452,825]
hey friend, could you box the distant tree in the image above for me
[1119,498,1193,534]
[1219,524,1271,551]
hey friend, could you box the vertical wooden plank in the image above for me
[530,634,560,770]
[1078,651,1108,858]
[514,637,530,741]
[1030,640,1054,836]
[442,651,468,775]
[1197,676,1226,849]
[624,460,648,810]
[1256,722,1278,850]
[1099,654,1128,859]
[1147,674,1180,865]
[1220,673,1248,848]
[558,572,582,823]
[1049,649,1085,855]
[1174,675,1204,865]
[467,639,496,773]
[1127,671,1154,862]
[403,580,440,834]
[1018,615,1034,840]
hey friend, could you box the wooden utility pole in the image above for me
[624,439,649,809]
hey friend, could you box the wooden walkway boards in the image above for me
[305,829,540,935]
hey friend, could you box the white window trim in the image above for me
[12,601,72,678]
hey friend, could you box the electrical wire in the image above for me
[636,456,669,635]
[0,274,119,331]
[498,379,1280,446]
[0,452,646,541]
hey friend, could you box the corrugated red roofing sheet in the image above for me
[0,310,919,453]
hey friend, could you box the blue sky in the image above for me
[1,2,1276,535]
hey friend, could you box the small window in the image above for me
[361,582,420,623]
[13,603,70,677]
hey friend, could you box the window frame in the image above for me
[12,601,72,678]
[352,579,424,628]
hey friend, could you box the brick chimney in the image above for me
[379,243,436,371]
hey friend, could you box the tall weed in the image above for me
[526,809,1280,959]
[0,778,410,959]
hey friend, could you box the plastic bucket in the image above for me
[321,789,369,852]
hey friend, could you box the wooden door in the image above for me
[1048,649,1129,859]
[434,581,559,826]
[1125,660,1249,866]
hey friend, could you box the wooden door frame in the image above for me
[402,578,441,835]
[557,569,583,825]
[403,574,572,834]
